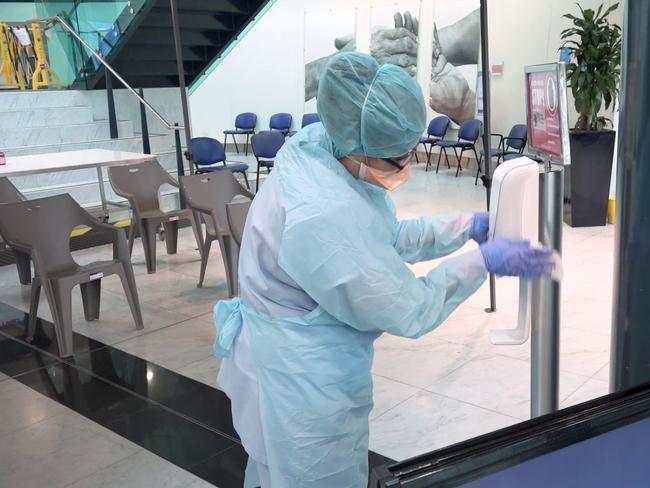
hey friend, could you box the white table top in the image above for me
[2,149,156,177]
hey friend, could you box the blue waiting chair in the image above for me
[191,137,250,189]
[251,130,285,191]
[416,116,450,171]
[223,112,257,156]
[476,124,528,185]
[269,113,292,136]
[288,113,321,136]
[435,119,482,177]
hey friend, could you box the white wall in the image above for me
[190,0,623,142]
[488,0,622,135]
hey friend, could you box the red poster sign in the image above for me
[527,71,562,156]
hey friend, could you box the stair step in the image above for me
[1,121,135,149]
[3,133,175,157]
[130,27,217,46]
[0,91,88,110]
[120,45,205,62]
[143,11,232,30]
[113,60,193,77]
[0,106,93,129]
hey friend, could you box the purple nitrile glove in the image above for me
[470,211,489,243]
[480,238,554,278]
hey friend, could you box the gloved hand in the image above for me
[470,211,489,243]
[480,238,554,278]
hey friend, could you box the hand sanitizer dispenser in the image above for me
[488,157,539,345]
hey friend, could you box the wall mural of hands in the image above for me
[304,4,480,125]
[334,11,419,76]
[429,23,477,125]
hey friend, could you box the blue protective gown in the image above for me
[215,123,487,487]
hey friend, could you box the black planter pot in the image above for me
[563,129,616,227]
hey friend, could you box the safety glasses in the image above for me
[381,149,415,170]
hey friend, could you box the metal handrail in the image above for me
[23,15,184,131]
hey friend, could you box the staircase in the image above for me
[77,0,268,89]
[0,90,179,208]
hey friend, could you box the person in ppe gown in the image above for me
[214,52,555,488]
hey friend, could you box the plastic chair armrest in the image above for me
[490,133,505,150]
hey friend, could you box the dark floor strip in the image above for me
[0,301,394,486]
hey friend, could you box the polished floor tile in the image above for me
[64,448,215,488]
[175,355,222,388]
[372,334,481,389]
[594,363,610,383]
[0,328,58,377]
[369,389,519,461]
[425,353,589,420]
[188,443,248,488]
[561,378,609,409]
[370,374,420,420]
[0,376,68,437]
[107,405,235,469]
[16,362,154,427]
[110,317,215,372]
[72,346,236,439]
[0,310,107,360]
[0,409,141,488]
[69,287,192,346]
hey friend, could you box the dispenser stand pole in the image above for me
[531,167,562,417]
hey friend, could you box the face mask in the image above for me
[349,156,411,191]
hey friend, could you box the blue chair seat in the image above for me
[419,136,440,144]
[223,129,254,135]
[503,153,544,163]
[435,140,472,148]
[197,163,249,173]
[480,148,505,157]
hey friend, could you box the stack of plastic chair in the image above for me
[191,137,250,188]
[108,160,203,274]
[251,130,285,191]
[0,194,144,357]
[0,177,31,285]
[223,112,257,155]
[180,172,254,296]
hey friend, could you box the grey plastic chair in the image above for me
[0,194,144,358]
[180,171,253,296]
[226,200,251,248]
[108,160,203,274]
[0,177,32,285]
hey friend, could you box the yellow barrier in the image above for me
[0,23,26,89]
[0,22,59,90]
[608,196,615,225]
[31,23,59,90]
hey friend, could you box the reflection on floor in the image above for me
[0,306,391,487]
[0,162,614,484]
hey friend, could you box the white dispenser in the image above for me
[488,157,539,345]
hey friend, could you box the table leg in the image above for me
[96,167,109,220]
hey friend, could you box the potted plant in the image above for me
[561,2,621,227]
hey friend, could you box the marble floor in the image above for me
[0,158,616,484]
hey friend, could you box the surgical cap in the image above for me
[317,52,426,159]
